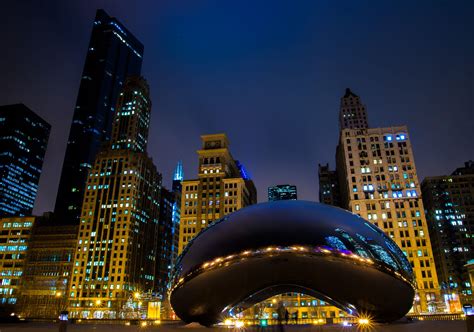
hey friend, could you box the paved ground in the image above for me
[0,320,467,332]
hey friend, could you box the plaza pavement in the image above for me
[0,320,467,332]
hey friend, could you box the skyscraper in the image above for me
[68,77,161,319]
[178,134,257,253]
[336,125,440,313]
[0,104,51,217]
[421,161,474,306]
[155,162,183,302]
[318,163,341,206]
[55,9,144,225]
[268,184,297,201]
[339,88,369,130]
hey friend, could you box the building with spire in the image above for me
[156,162,183,303]
[173,161,184,189]
[339,88,369,130]
[55,9,144,225]
[178,134,257,254]
[68,77,161,319]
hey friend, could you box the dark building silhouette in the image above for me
[54,9,144,224]
[0,104,50,217]
[268,184,297,201]
[68,77,161,319]
[17,215,78,318]
[156,162,182,300]
[339,88,369,130]
[422,161,474,305]
[318,163,341,207]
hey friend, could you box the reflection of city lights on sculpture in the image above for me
[358,318,370,325]
[170,201,415,326]
[235,320,245,328]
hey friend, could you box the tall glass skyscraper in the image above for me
[268,184,297,201]
[54,9,144,224]
[0,104,51,217]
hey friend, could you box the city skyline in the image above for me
[0,1,472,215]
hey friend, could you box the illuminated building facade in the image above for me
[178,134,257,254]
[268,185,297,201]
[17,218,78,318]
[318,163,341,207]
[336,125,440,313]
[55,9,144,225]
[0,104,50,217]
[422,161,474,306]
[0,216,35,306]
[68,77,161,319]
[339,88,368,130]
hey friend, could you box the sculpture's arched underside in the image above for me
[169,201,415,326]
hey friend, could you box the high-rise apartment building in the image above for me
[318,163,341,207]
[68,77,161,319]
[179,134,257,253]
[339,88,369,130]
[268,185,297,201]
[421,161,474,306]
[336,125,440,313]
[0,216,35,306]
[0,104,50,217]
[55,9,144,225]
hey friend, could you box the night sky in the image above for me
[0,1,472,215]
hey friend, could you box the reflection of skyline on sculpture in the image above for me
[171,201,415,325]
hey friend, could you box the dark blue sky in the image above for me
[0,1,472,214]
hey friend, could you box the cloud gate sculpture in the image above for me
[169,201,415,326]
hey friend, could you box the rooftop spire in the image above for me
[173,161,184,181]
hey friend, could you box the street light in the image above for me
[55,291,63,318]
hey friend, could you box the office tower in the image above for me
[0,216,35,306]
[0,104,51,217]
[318,163,341,206]
[55,9,144,225]
[339,88,369,130]
[68,77,161,319]
[178,134,257,253]
[268,184,297,201]
[336,125,440,313]
[155,163,183,301]
[17,216,78,318]
[421,161,474,307]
